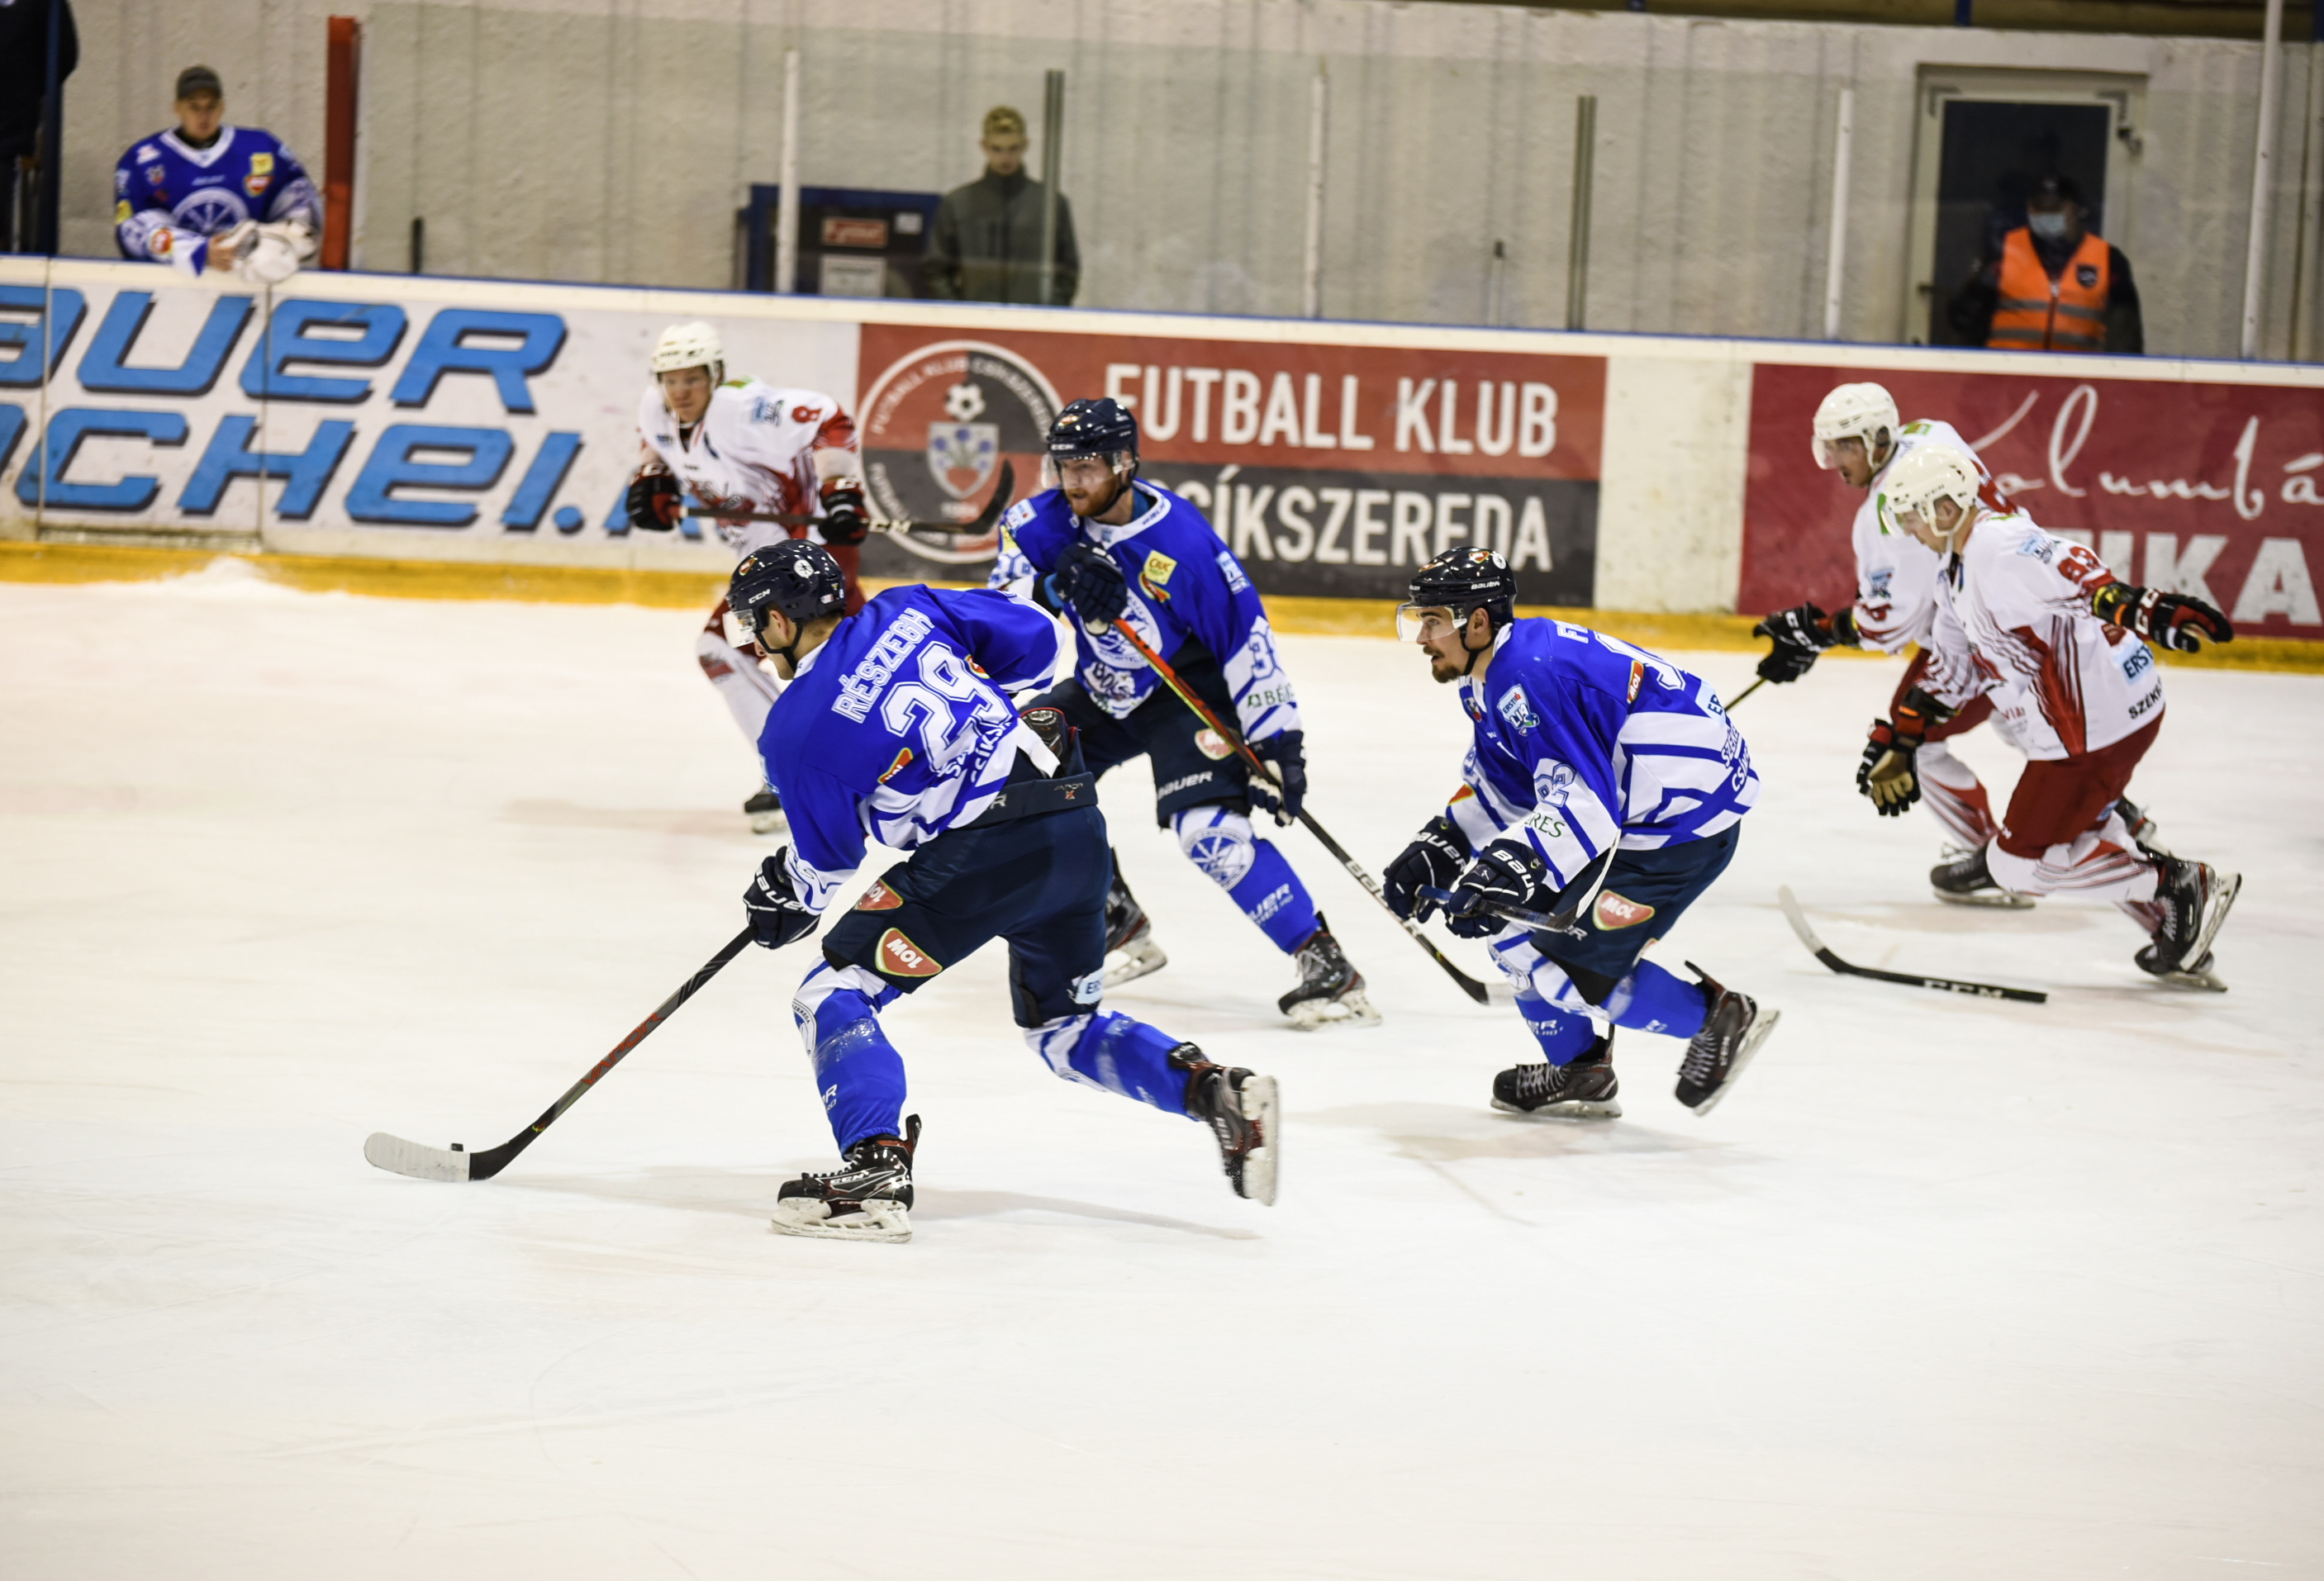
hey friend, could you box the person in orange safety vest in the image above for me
[1947,173,2143,355]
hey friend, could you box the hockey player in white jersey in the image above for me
[1859,444,2240,989]
[1751,382,2157,906]
[625,321,870,832]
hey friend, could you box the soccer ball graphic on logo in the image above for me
[943,382,987,422]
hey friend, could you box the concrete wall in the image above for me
[49,0,2324,360]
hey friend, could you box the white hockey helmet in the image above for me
[651,320,725,383]
[1876,442,1984,547]
[1811,381,1901,471]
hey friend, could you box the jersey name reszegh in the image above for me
[832,609,935,722]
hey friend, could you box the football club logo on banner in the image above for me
[858,339,1061,567]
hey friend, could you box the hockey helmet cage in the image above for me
[651,320,726,385]
[729,539,847,647]
[1811,382,1900,471]
[1875,443,1984,548]
[1043,398,1139,490]
[1400,546,1517,642]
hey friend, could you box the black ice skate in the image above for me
[744,786,785,835]
[1930,843,2033,909]
[1172,1046,1279,1204]
[1101,862,1169,990]
[1674,964,1779,1115]
[1276,914,1381,1030]
[1492,1033,1620,1120]
[2136,855,2241,993]
[770,1115,920,1242]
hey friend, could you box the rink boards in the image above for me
[1,255,2320,640]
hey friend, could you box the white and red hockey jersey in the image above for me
[1849,419,2004,653]
[1920,509,2165,761]
[634,380,859,558]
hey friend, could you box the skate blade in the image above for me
[1932,887,2036,909]
[1491,1096,1623,1121]
[2188,869,2241,965]
[770,1203,911,1242]
[1284,990,1382,1031]
[1101,937,1169,990]
[749,809,787,835]
[2151,963,2228,993]
[1685,1007,1780,1118]
[1232,1074,1280,1207]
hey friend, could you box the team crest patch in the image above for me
[1195,728,1234,761]
[1594,891,1656,930]
[2076,264,2099,287]
[1495,685,1538,734]
[876,928,942,977]
[854,882,904,912]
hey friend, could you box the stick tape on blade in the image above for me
[364,1132,471,1182]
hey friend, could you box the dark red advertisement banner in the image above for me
[1743,363,2324,642]
[853,322,1606,603]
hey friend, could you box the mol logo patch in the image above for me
[877,928,943,978]
[1194,728,1235,761]
[854,882,904,912]
[1594,891,1657,931]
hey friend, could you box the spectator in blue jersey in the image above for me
[113,64,319,282]
[988,398,1376,1030]
[727,541,1278,1241]
[1381,548,1780,1119]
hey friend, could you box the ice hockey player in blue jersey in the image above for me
[988,398,1376,1029]
[728,539,1279,1242]
[113,66,319,284]
[1381,548,1780,1118]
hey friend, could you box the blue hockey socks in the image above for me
[1174,806,1321,954]
[1604,959,1711,1038]
[1025,1011,1193,1117]
[794,964,907,1151]
[1515,991,1604,1065]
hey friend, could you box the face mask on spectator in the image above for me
[2027,210,2071,241]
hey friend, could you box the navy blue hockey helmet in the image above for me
[1043,398,1138,492]
[730,539,847,650]
[1400,546,1517,645]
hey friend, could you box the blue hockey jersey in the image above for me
[1444,618,1757,889]
[114,126,320,276]
[759,585,1066,909]
[989,485,1299,743]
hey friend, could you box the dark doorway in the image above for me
[1928,101,2109,346]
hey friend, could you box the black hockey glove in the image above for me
[627,469,682,531]
[744,852,820,950]
[1751,601,1855,684]
[2091,581,2235,653]
[1856,687,1951,818]
[1048,540,1129,629]
[1246,730,1306,824]
[1384,814,1472,921]
[817,481,871,547]
[1440,841,1554,939]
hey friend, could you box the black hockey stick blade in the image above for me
[1726,677,1768,710]
[686,460,1015,537]
[365,926,758,1183]
[1776,886,2046,1004]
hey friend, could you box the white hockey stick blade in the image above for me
[1776,886,1827,954]
[364,1132,472,1182]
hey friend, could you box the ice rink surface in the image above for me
[2,567,2319,1580]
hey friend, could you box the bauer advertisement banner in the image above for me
[1742,363,2324,643]
[0,260,1605,605]
[850,323,1604,605]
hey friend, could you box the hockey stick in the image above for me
[1776,885,2046,1004]
[364,926,758,1182]
[1726,677,1768,710]
[687,460,1014,537]
[1106,617,1495,1006]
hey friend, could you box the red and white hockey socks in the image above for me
[1917,743,1999,848]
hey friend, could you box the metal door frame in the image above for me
[1903,67,2148,346]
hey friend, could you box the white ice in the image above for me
[2,567,2319,1579]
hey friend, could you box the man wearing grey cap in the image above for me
[113,65,319,282]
